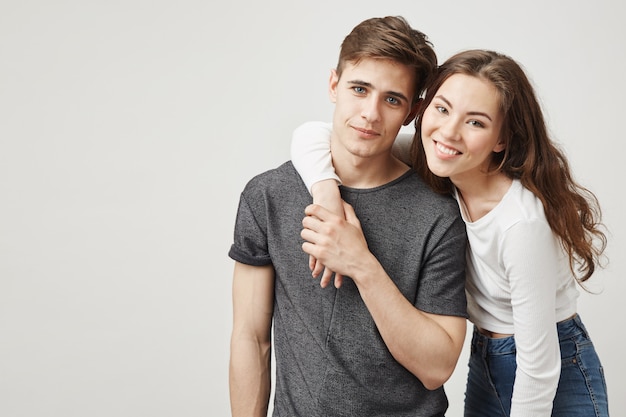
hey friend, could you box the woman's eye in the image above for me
[436,106,448,114]
[469,120,485,128]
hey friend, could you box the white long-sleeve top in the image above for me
[457,180,578,416]
[291,121,580,417]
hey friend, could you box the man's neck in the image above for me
[333,152,410,189]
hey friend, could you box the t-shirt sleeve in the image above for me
[416,212,468,318]
[228,191,272,266]
[291,121,340,193]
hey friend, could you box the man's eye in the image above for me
[386,97,400,105]
[353,86,366,94]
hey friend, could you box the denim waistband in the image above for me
[556,313,588,340]
[472,314,587,355]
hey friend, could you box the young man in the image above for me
[229,16,468,417]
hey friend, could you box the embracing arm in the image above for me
[291,121,344,219]
[291,121,414,195]
[301,203,466,389]
[291,122,415,288]
[291,122,344,287]
[229,262,275,417]
[291,121,339,193]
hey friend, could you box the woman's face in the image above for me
[420,73,505,183]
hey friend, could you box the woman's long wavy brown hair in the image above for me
[411,49,607,284]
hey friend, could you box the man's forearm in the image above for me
[229,262,274,416]
[354,258,466,390]
[229,339,271,417]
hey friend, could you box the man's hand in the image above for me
[301,202,370,286]
[309,180,346,288]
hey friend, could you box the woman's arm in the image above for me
[291,122,344,287]
[504,221,563,416]
[291,121,339,192]
[291,122,415,288]
[291,122,415,193]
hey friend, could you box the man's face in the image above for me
[329,58,418,161]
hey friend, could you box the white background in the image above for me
[1,1,624,416]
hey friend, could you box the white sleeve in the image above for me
[503,220,562,417]
[290,121,339,193]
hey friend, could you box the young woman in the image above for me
[291,50,609,416]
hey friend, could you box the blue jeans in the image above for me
[464,314,609,416]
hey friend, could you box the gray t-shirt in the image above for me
[229,161,467,417]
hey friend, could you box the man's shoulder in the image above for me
[388,173,464,235]
[242,161,302,192]
[246,160,295,180]
[399,171,458,206]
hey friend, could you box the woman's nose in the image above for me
[439,117,461,141]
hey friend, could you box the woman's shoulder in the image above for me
[494,180,553,237]
[506,180,546,218]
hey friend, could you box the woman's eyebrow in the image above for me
[434,94,493,121]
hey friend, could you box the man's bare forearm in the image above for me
[229,337,271,417]
[354,260,466,389]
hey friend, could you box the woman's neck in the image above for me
[453,172,512,222]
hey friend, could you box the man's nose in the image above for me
[361,96,382,122]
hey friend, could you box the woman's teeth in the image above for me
[436,142,460,155]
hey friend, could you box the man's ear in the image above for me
[403,98,423,126]
[328,69,339,103]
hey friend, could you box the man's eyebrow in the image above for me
[347,79,410,103]
[435,94,493,121]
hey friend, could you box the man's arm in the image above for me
[301,203,466,390]
[354,265,466,390]
[229,262,275,417]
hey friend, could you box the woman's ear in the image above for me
[328,69,339,103]
[493,138,506,153]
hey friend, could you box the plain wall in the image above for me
[1,1,624,416]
